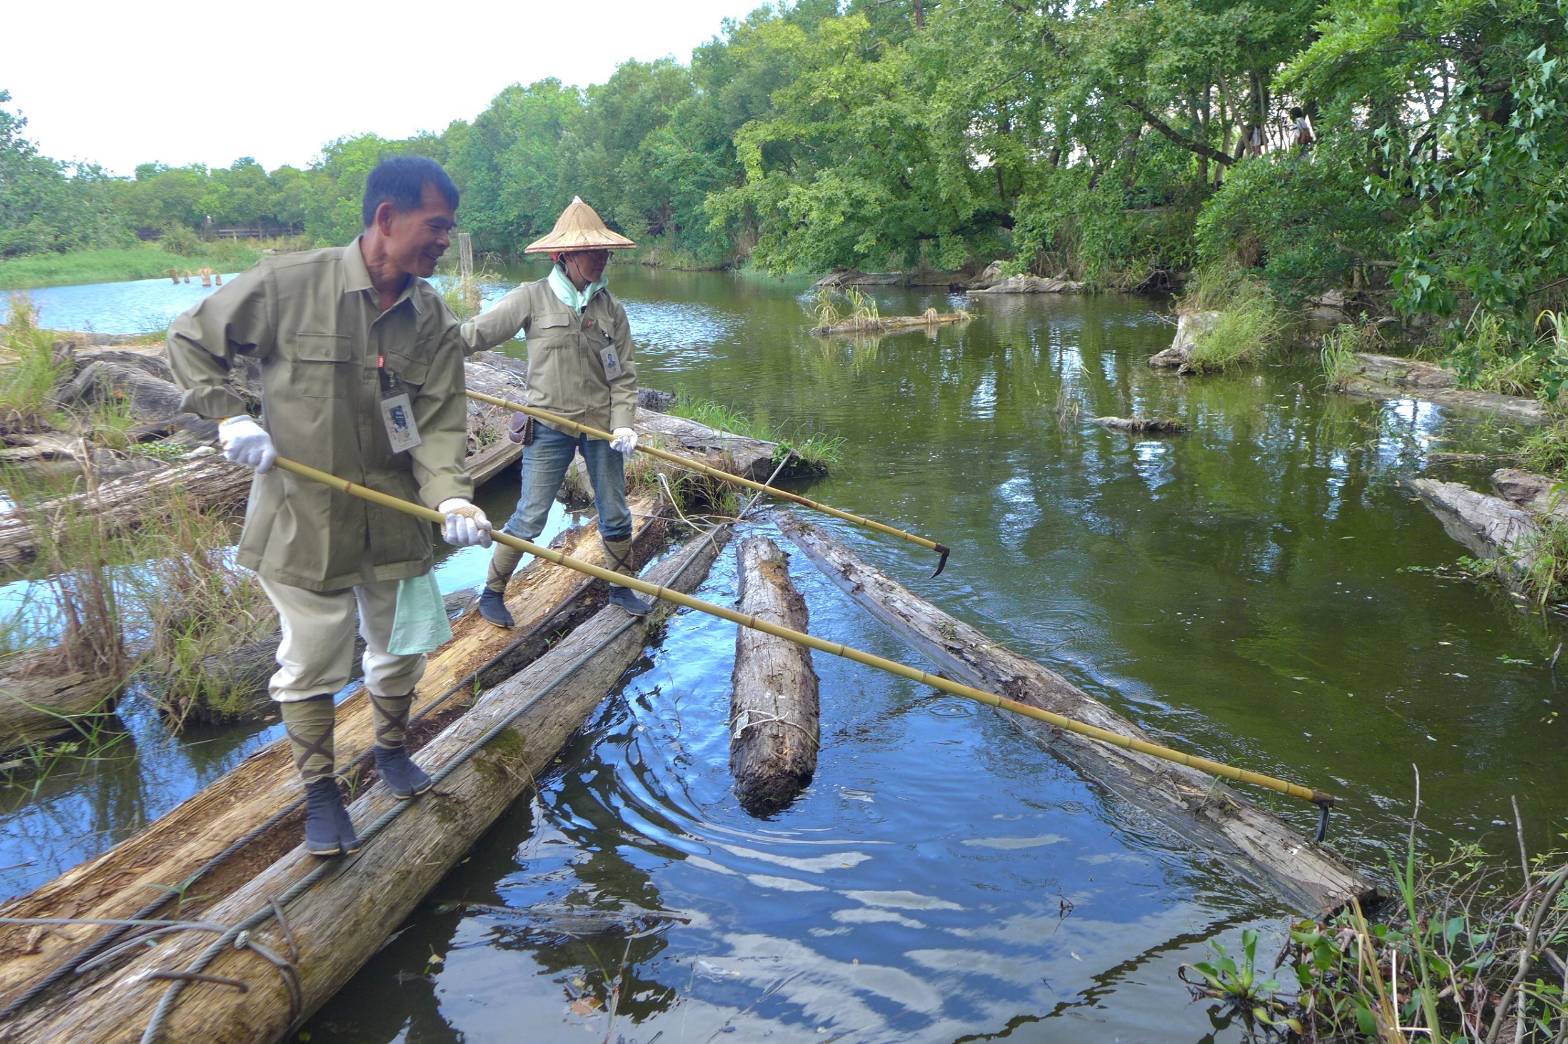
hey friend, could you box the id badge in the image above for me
[600,345,622,379]
[379,392,422,452]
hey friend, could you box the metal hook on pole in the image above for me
[466,390,953,576]
[269,455,1336,809]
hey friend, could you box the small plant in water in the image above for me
[1179,928,1302,1036]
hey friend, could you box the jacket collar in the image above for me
[343,237,425,317]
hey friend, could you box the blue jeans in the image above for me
[502,422,632,543]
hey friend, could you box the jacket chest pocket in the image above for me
[380,347,431,393]
[527,312,576,350]
[290,332,354,398]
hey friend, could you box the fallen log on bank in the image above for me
[1404,471,1559,597]
[0,493,671,1012]
[730,536,820,815]
[0,650,123,752]
[779,514,1375,915]
[0,525,730,1043]
[1339,353,1549,426]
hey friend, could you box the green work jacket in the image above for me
[167,239,472,592]
[460,277,637,433]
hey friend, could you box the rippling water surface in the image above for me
[3,263,1563,1041]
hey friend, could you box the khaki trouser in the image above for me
[259,575,426,703]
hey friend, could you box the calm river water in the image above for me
[3,264,1564,1041]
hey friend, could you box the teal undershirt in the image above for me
[548,265,606,313]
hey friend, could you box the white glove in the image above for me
[438,498,493,548]
[609,427,638,456]
[218,415,276,473]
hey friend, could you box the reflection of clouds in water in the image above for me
[995,473,1043,542]
[1131,440,1174,491]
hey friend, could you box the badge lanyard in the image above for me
[377,352,422,452]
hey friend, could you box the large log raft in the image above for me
[1339,353,1549,426]
[0,494,670,1012]
[730,536,820,814]
[809,308,970,336]
[779,514,1374,915]
[0,525,731,1043]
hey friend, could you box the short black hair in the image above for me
[362,156,459,228]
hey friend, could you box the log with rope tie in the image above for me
[0,526,732,1044]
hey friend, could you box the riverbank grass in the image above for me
[0,240,268,291]
[668,392,845,469]
[1184,276,1284,374]
[0,295,69,432]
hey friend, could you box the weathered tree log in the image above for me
[810,309,970,336]
[730,536,820,815]
[1406,476,1542,593]
[0,651,122,752]
[1094,416,1186,434]
[561,406,804,506]
[779,513,1375,915]
[1341,353,1549,425]
[970,274,1085,295]
[0,494,671,1009]
[0,525,730,1042]
[179,590,477,725]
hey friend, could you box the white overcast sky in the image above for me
[7,0,770,176]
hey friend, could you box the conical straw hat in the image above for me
[524,197,637,253]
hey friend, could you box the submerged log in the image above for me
[730,536,820,815]
[1094,416,1186,434]
[0,494,671,1010]
[780,514,1374,915]
[1341,353,1549,426]
[0,526,730,1042]
[810,308,970,336]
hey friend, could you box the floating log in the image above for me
[175,590,477,725]
[0,493,671,1010]
[1405,475,1543,594]
[0,525,730,1042]
[810,308,970,337]
[779,513,1374,915]
[1341,353,1549,426]
[1094,416,1186,434]
[730,536,820,815]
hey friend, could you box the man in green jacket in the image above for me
[168,156,493,857]
[460,196,651,625]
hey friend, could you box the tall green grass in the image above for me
[1184,278,1284,374]
[0,241,267,291]
[668,392,845,469]
[0,294,69,432]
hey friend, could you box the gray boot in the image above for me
[282,695,360,856]
[603,536,652,616]
[478,543,526,628]
[371,693,432,799]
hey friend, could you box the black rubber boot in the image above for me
[304,778,359,857]
[608,584,652,617]
[373,743,433,800]
[478,587,515,629]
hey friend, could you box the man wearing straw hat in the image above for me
[167,156,493,857]
[460,196,651,626]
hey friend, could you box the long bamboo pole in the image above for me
[466,390,952,576]
[274,455,1335,807]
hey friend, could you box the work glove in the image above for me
[437,498,493,548]
[218,415,276,473]
[609,427,638,456]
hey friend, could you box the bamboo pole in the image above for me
[465,390,953,575]
[271,455,1336,807]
